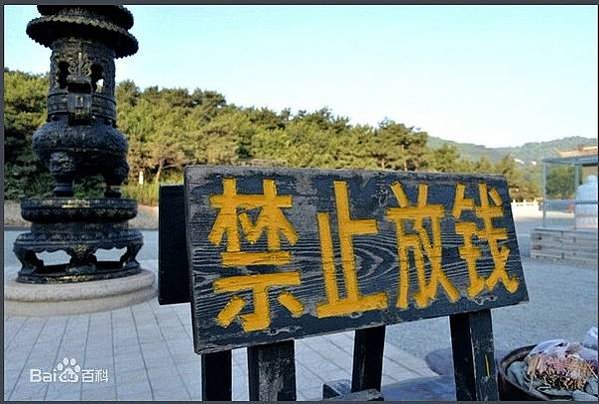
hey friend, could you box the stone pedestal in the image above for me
[5,269,156,316]
[14,198,143,283]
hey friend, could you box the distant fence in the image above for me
[510,200,541,217]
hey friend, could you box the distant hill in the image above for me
[428,136,598,164]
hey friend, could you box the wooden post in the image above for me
[201,350,232,400]
[351,326,386,393]
[449,309,498,400]
[158,185,190,305]
[248,341,297,401]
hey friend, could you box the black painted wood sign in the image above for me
[184,165,528,355]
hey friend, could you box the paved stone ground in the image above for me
[3,260,436,402]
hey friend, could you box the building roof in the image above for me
[542,153,598,167]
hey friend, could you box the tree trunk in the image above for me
[155,160,163,184]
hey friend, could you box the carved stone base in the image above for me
[14,197,143,284]
[5,269,156,316]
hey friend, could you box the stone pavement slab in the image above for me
[4,276,435,401]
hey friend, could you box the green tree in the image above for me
[190,109,255,165]
[428,144,473,173]
[473,156,495,173]
[546,165,576,199]
[494,154,531,200]
[370,119,428,171]
[3,69,52,199]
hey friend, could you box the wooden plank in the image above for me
[531,244,567,252]
[562,251,598,259]
[158,184,190,305]
[567,240,599,248]
[532,244,598,257]
[531,229,598,243]
[535,238,571,244]
[185,165,528,354]
[530,252,563,260]
[536,235,573,242]
[449,309,498,400]
[201,350,232,400]
[531,240,597,248]
[568,242,599,249]
[532,240,598,250]
[573,237,599,243]
[248,341,296,401]
[351,326,385,393]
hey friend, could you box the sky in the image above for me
[4,5,598,147]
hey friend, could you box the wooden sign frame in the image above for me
[184,166,527,353]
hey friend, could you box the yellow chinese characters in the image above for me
[316,181,388,318]
[453,183,519,297]
[214,273,304,332]
[206,176,520,332]
[208,178,303,332]
[209,178,298,266]
[386,182,459,309]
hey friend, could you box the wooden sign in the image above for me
[185,166,528,354]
